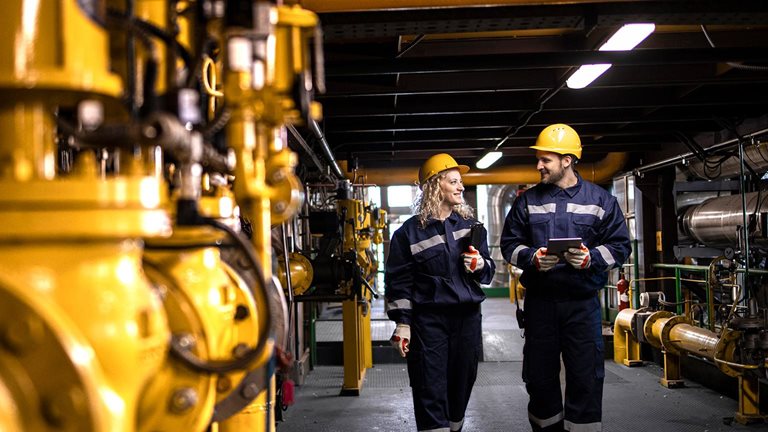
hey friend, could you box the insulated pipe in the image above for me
[338,152,627,186]
[679,191,768,248]
[685,141,768,180]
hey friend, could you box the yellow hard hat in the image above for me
[418,153,469,185]
[530,123,582,159]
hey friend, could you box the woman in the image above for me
[385,153,495,432]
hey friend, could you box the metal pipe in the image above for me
[652,263,768,276]
[685,141,768,180]
[737,141,753,287]
[634,127,768,175]
[668,324,719,357]
[287,124,326,174]
[487,185,516,287]
[678,192,768,248]
[309,119,344,180]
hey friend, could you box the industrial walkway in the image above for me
[277,298,763,432]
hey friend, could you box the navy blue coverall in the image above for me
[500,174,630,432]
[385,212,495,432]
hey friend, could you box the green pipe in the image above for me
[652,263,768,276]
[736,267,768,275]
[675,267,683,315]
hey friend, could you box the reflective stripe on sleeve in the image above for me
[386,299,412,311]
[510,244,527,266]
[410,234,446,255]
[596,245,616,267]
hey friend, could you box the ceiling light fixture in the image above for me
[566,23,656,89]
[475,151,503,169]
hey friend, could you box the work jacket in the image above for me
[385,212,495,325]
[500,174,631,300]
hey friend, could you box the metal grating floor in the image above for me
[281,299,764,432]
[278,361,760,432]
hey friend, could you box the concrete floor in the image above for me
[278,298,765,432]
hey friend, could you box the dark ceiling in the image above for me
[297,0,768,174]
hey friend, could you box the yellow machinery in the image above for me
[0,2,170,431]
[614,307,766,423]
[334,181,385,394]
[0,1,322,431]
[294,180,386,394]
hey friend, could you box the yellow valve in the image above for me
[267,148,303,224]
[141,227,260,432]
[277,252,314,296]
[0,241,170,432]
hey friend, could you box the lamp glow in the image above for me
[475,151,503,169]
[566,23,655,89]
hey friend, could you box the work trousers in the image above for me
[522,294,604,432]
[407,303,482,432]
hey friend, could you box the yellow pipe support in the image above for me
[339,152,628,186]
[612,308,642,367]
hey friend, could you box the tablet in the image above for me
[546,237,582,258]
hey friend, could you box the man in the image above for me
[500,124,631,432]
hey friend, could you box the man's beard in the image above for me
[541,167,564,184]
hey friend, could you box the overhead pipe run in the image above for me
[298,0,574,12]
[634,127,768,176]
[339,152,627,186]
[309,119,345,180]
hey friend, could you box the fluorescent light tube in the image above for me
[600,23,657,52]
[476,151,503,169]
[566,23,655,89]
[566,64,612,89]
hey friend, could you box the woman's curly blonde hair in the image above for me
[414,170,474,228]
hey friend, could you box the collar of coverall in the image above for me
[427,211,460,225]
[545,171,583,198]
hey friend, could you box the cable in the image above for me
[167,217,275,374]
[494,81,567,152]
[107,8,194,73]
[701,25,768,71]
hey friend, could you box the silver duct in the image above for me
[486,185,518,288]
[679,191,768,247]
[685,142,768,180]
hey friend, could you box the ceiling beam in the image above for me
[326,47,768,76]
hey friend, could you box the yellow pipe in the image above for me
[613,308,641,366]
[296,0,619,13]
[339,152,627,186]
[668,323,719,358]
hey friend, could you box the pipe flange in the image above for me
[644,311,674,349]
[659,315,691,356]
[714,330,742,377]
